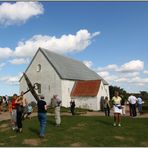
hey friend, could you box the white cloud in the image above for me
[97,71,109,77]
[0,47,13,60]
[116,77,129,83]
[83,60,93,68]
[14,29,100,57]
[118,60,144,73]
[103,75,117,82]
[0,73,22,85]
[9,58,30,65]
[0,2,44,26]
[144,70,148,74]
[97,64,118,71]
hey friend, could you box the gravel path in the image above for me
[0,109,148,122]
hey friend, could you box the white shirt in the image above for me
[128,95,137,104]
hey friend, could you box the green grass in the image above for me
[0,115,148,147]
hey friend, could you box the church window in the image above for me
[37,64,41,72]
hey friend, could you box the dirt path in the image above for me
[0,109,148,122]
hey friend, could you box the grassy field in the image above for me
[0,115,148,147]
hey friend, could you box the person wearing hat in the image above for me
[51,95,62,126]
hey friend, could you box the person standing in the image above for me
[51,95,62,126]
[103,96,110,116]
[70,99,75,115]
[137,96,143,115]
[11,94,18,130]
[128,95,137,117]
[37,95,47,138]
[15,95,24,133]
[112,91,122,127]
[20,91,28,120]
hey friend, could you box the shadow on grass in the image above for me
[28,127,38,136]
[96,118,112,126]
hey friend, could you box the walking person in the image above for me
[51,95,62,126]
[112,91,122,127]
[137,96,143,115]
[37,95,47,138]
[128,95,137,117]
[70,99,75,115]
[103,96,110,116]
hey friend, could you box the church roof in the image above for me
[70,80,101,97]
[20,47,108,85]
[40,48,108,84]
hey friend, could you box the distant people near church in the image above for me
[103,96,110,116]
[128,94,137,117]
[70,99,76,115]
[137,96,143,115]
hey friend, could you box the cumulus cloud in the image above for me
[0,47,13,60]
[95,60,147,91]
[9,58,30,65]
[97,71,109,77]
[14,29,100,57]
[83,60,93,68]
[97,64,118,72]
[0,2,44,26]
[118,60,144,73]
[0,73,22,85]
[144,70,148,74]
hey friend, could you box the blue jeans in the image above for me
[38,113,47,136]
[138,104,142,113]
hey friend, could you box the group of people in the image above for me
[0,95,9,113]
[9,92,33,132]
[103,91,143,127]
[128,94,143,117]
[2,92,74,138]
[37,94,62,138]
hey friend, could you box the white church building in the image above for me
[19,48,109,111]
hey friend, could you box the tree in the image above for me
[109,85,128,100]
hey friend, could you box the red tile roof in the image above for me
[70,80,101,97]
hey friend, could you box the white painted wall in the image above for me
[73,96,98,111]
[61,80,75,108]
[20,50,62,104]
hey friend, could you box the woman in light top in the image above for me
[112,91,122,127]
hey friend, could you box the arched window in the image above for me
[37,64,41,72]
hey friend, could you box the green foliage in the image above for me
[0,116,148,147]
[109,85,128,100]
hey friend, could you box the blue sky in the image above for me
[0,2,148,96]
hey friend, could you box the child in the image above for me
[25,104,33,119]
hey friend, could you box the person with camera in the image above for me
[51,95,62,127]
